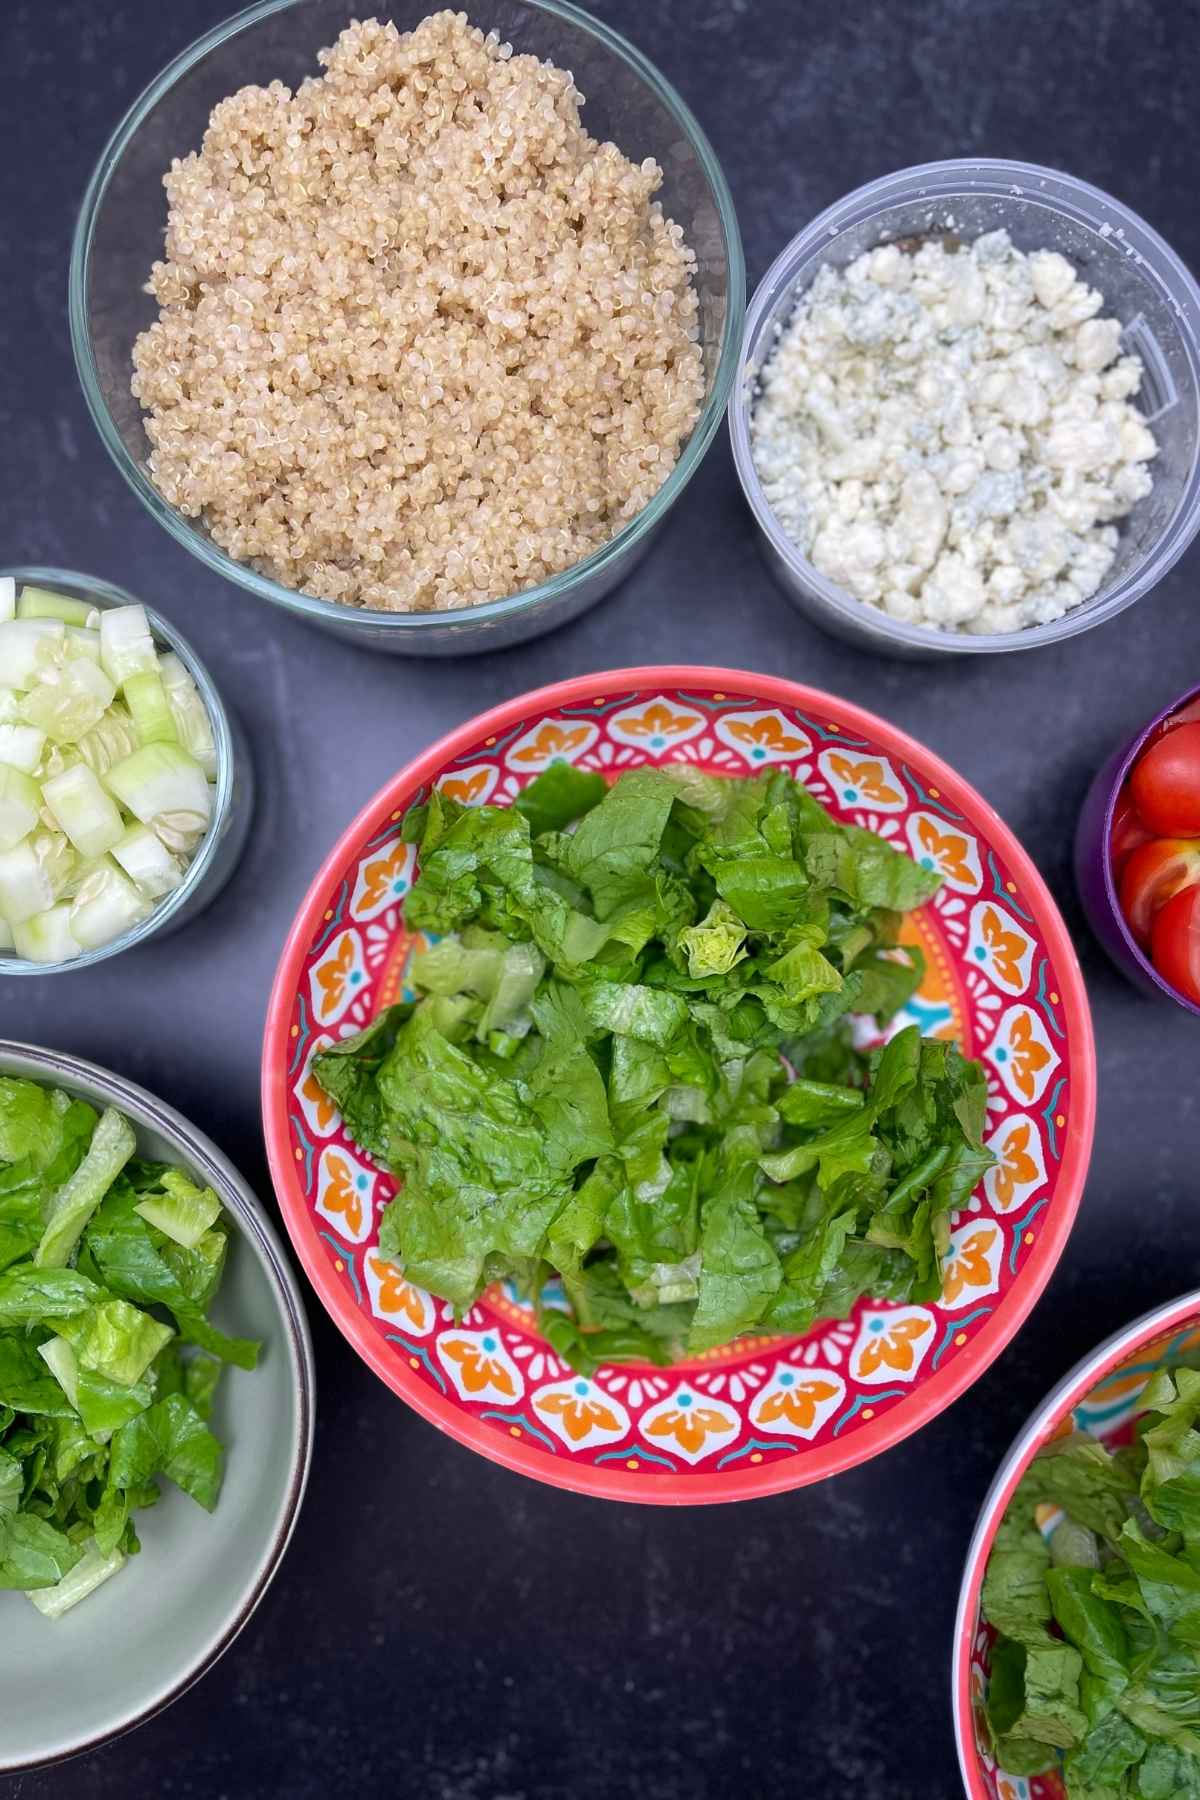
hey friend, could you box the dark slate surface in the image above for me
[2,1,1199,1794]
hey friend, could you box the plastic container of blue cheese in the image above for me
[728,158,1200,658]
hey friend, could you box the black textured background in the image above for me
[2,1,1199,1795]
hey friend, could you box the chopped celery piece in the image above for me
[0,577,13,623]
[104,743,211,831]
[134,1177,221,1248]
[64,627,101,665]
[35,1106,136,1268]
[24,657,116,744]
[68,858,148,950]
[68,705,138,780]
[31,830,76,900]
[37,1336,80,1410]
[0,720,46,773]
[0,619,65,689]
[111,823,184,899]
[25,1541,126,1619]
[0,840,55,924]
[17,587,97,627]
[0,765,40,852]
[159,653,217,778]
[41,763,124,859]
[123,671,177,746]
[11,904,80,965]
[98,605,156,685]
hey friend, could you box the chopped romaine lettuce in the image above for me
[314,764,991,1367]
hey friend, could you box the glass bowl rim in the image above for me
[68,0,746,635]
[728,155,1200,655]
[0,566,236,977]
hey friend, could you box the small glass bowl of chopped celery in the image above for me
[0,569,252,974]
[729,158,1200,658]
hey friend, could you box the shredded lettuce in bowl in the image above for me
[0,1075,259,1616]
[313,762,994,1371]
[981,1367,1200,1796]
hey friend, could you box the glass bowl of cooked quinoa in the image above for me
[70,1,744,656]
[729,158,1200,658]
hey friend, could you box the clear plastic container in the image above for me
[69,0,744,658]
[0,568,252,977]
[729,158,1200,657]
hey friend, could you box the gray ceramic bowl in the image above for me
[1074,680,1200,1016]
[0,1042,314,1774]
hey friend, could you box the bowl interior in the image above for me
[265,670,1093,1502]
[0,1047,310,1772]
[736,161,1200,648]
[959,1301,1200,1800]
[74,0,740,634]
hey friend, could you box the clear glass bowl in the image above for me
[0,568,252,977]
[729,158,1200,658]
[69,0,745,657]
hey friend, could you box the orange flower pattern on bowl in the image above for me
[506,718,599,770]
[309,928,367,1026]
[363,1254,434,1337]
[988,1005,1059,1106]
[818,749,906,812]
[905,812,984,893]
[315,1145,375,1246]
[749,1367,846,1439]
[639,1389,739,1464]
[436,1329,525,1405]
[941,1221,1003,1309]
[851,1308,936,1384]
[984,1115,1046,1215]
[968,903,1034,996]
[715,708,813,765]
[608,697,704,749]
[350,838,416,922]
[437,763,499,808]
[533,1378,631,1450]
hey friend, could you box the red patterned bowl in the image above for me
[954,1294,1200,1799]
[262,668,1095,1503]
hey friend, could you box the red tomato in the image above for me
[1151,882,1200,1006]
[1109,788,1154,875]
[1118,838,1200,944]
[1129,723,1200,836]
[1155,694,1200,739]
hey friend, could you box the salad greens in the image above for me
[315,763,993,1370]
[983,1368,1200,1796]
[0,1074,258,1615]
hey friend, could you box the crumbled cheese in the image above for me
[750,229,1158,633]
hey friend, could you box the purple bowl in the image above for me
[1075,681,1200,1015]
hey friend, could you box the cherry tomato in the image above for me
[1109,788,1154,875]
[1150,882,1200,1006]
[1118,837,1200,944]
[1155,694,1200,739]
[1129,723,1200,836]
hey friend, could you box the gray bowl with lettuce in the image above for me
[0,1041,313,1773]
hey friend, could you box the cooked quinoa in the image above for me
[130,12,705,614]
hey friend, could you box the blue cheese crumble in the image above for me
[750,230,1158,633]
